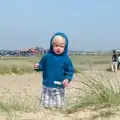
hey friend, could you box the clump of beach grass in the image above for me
[65,72,120,115]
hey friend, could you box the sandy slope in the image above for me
[0,72,120,120]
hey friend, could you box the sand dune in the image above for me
[0,72,120,120]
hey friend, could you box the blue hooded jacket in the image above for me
[37,32,74,88]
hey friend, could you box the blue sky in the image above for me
[0,0,120,51]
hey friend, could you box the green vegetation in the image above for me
[65,72,119,118]
[0,55,112,75]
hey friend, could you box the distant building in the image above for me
[20,48,39,56]
[116,50,120,53]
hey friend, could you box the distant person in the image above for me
[117,53,120,70]
[44,50,47,55]
[34,32,74,108]
[111,50,118,72]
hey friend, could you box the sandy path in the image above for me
[0,72,120,120]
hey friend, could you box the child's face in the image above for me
[52,36,66,55]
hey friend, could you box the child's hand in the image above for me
[62,79,69,87]
[34,63,39,69]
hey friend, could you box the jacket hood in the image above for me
[49,32,68,55]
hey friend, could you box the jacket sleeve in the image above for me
[64,57,74,82]
[35,55,46,72]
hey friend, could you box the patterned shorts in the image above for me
[40,85,65,108]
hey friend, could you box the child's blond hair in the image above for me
[52,35,66,45]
